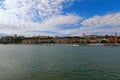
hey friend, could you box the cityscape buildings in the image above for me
[0,33,119,45]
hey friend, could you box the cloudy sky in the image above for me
[0,0,120,36]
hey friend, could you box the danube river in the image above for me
[0,44,120,80]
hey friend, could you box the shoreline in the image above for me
[0,43,120,46]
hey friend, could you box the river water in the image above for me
[0,44,120,80]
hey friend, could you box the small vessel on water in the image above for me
[87,43,104,46]
[87,43,120,46]
[73,44,79,46]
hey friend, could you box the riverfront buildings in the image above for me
[0,33,119,45]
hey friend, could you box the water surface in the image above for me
[0,44,120,80]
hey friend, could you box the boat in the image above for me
[87,43,104,46]
[73,44,79,46]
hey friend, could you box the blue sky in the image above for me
[0,0,120,36]
[63,0,120,17]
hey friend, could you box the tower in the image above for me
[114,32,118,44]
[83,32,85,37]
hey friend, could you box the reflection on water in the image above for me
[0,44,120,80]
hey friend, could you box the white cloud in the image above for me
[22,14,81,36]
[0,0,81,36]
[60,12,120,36]
[82,12,120,27]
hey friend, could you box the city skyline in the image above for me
[0,0,120,37]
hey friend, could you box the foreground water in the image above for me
[0,44,120,80]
